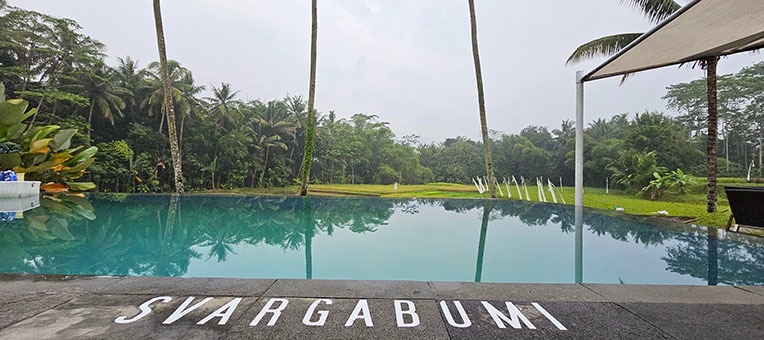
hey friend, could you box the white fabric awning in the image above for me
[583,0,764,82]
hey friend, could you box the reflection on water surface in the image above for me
[0,194,762,285]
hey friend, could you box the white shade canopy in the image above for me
[583,0,764,82]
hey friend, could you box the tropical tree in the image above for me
[250,100,295,186]
[300,0,318,196]
[566,1,680,66]
[566,0,728,212]
[152,0,183,193]
[467,0,496,197]
[111,56,148,117]
[141,61,193,133]
[63,67,130,144]
[205,82,241,131]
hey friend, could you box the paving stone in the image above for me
[621,303,764,339]
[0,292,75,329]
[1,276,763,339]
[100,276,275,296]
[0,294,257,340]
[582,284,764,304]
[0,274,121,294]
[264,279,436,299]
[431,282,606,302]
[443,301,673,340]
[222,298,449,340]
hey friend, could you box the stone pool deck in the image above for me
[0,275,762,339]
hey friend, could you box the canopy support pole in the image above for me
[575,71,584,207]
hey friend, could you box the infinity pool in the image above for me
[1,194,762,285]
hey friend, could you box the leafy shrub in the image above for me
[0,84,97,191]
[607,150,666,193]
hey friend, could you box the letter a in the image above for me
[394,300,420,328]
[439,301,471,328]
[481,301,535,329]
[115,296,172,324]
[197,298,243,325]
[532,302,567,330]
[303,299,332,326]
[344,299,373,327]
[250,298,289,326]
[163,297,213,324]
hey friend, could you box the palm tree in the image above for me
[176,71,205,152]
[566,0,723,212]
[468,0,496,198]
[141,61,192,133]
[205,82,241,131]
[64,67,130,144]
[111,56,147,117]
[255,134,288,187]
[566,1,680,66]
[300,0,319,196]
[152,0,184,193]
[704,56,719,212]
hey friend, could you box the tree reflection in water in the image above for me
[0,195,762,285]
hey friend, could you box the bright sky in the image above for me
[10,0,762,143]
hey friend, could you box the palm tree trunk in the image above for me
[468,0,496,198]
[153,0,184,194]
[28,97,44,129]
[260,146,271,187]
[304,198,315,280]
[300,0,319,196]
[474,202,492,282]
[159,104,166,134]
[705,56,719,213]
[87,100,95,146]
[179,113,186,157]
[706,227,718,286]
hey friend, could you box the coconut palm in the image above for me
[566,0,725,212]
[177,71,206,151]
[111,56,148,117]
[566,1,680,66]
[152,0,184,193]
[141,61,192,132]
[63,67,130,144]
[468,0,496,198]
[205,82,241,131]
[300,0,319,196]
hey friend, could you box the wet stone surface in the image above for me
[0,276,763,339]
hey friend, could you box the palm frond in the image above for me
[566,33,643,65]
[620,0,682,25]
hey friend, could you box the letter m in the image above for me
[480,301,536,329]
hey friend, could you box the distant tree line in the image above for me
[1,3,760,193]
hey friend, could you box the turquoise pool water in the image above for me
[1,194,762,285]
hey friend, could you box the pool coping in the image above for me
[0,274,762,339]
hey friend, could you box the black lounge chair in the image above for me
[724,186,764,232]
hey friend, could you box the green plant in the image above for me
[0,84,97,191]
[642,172,669,200]
[665,168,695,194]
[608,150,666,193]
[641,168,696,199]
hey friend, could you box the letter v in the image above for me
[163,297,213,324]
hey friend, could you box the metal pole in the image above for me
[575,204,583,283]
[575,71,584,207]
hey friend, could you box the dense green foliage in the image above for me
[1,3,761,193]
[664,62,764,178]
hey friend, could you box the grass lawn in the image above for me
[206,179,763,229]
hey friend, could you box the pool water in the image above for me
[1,194,762,285]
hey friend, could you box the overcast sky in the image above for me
[11,0,762,143]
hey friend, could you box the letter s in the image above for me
[115,296,172,324]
